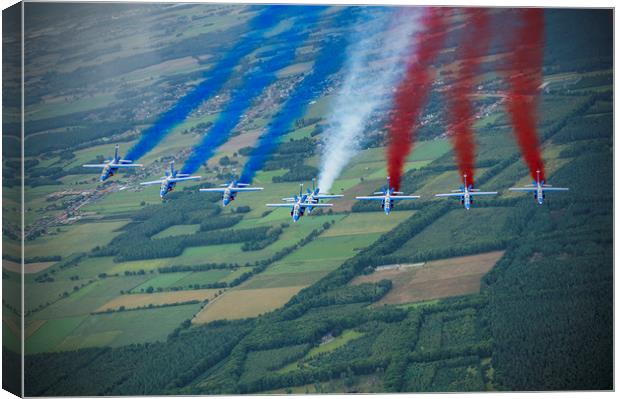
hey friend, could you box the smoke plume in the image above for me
[386,7,449,190]
[504,8,546,181]
[317,8,421,192]
[445,8,491,187]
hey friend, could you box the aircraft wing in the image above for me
[299,202,332,208]
[542,187,569,191]
[391,195,421,200]
[140,179,164,186]
[199,188,227,193]
[266,203,295,208]
[315,194,344,199]
[469,191,498,196]
[82,164,108,168]
[356,196,386,201]
[168,176,201,183]
[230,187,264,192]
[114,163,143,168]
[435,193,463,198]
[508,187,538,192]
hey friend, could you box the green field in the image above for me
[25,94,116,121]
[322,211,414,237]
[27,303,202,353]
[395,207,513,256]
[33,276,150,320]
[81,189,163,214]
[24,280,88,312]
[25,316,87,354]
[283,233,382,264]
[53,256,125,280]
[152,224,201,239]
[175,269,232,286]
[131,269,233,292]
[24,220,128,258]
[253,233,382,284]
[130,272,192,292]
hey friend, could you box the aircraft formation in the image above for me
[84,145,569,223]
[78,8,565,224]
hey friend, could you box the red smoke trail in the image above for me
[387,8,449,190]
[504,8,546,182]
[446,9,491,188]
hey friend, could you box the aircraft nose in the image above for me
[223,199,230,206]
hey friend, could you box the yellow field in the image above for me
[351,251,505,305]
[97,289,219,312]
[192,286,304,324]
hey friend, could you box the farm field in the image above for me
[394,208,512,256]
[39,303,203,353]
[152,224,201,239]
[192,285,304,324]
[97,289,218,311]
[32,276,150,320]
[351,251,505,305]
[23,220,129,259]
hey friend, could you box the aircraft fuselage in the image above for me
[100,160,120,181]
[222,187,235,206]
[462,191,472,210]
[160,178,175,198]
[535,184,545,205]
[381,194,394,214]
[291,202,303,222]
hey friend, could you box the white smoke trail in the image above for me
[317,8,422,192]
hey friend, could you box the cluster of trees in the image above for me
[24,320,253,396]
[482,204,612,390]
[260,137,318,182]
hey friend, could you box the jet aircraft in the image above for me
[508,170,568,205]
[434,174,497,210]
[266,184,333,222]
[355,177,420,215]
[281,178,343,213]
[199,181,264,206]
[140,161,201,199]
[82,144,142,181]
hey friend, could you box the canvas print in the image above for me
[1,1,613,396]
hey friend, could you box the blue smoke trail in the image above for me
[125,5,322,161]
[239,10,358,184]
[180,11,323,175]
